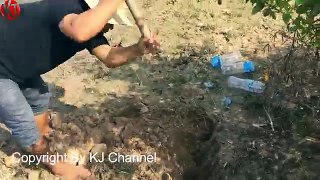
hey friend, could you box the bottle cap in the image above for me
[243,61,255,72]
[222,97,232,107]
[211,55,221,68]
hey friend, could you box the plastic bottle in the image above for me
[220,51,243,64]
[211,51,255,75]
[227,76,265,93]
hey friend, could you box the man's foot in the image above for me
[35,111,53,137]
[51,162,92,180]
[43,126,53,138]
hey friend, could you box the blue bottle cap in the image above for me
[243,61,255,72]
[211,55,221,68]
[222,97,232,107]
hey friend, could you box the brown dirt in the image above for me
[0,0,319,180]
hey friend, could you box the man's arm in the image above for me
[90,34,159,68]
[91,44,142,68]
[59,0,124,42]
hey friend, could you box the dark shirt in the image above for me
[0,0,108,83]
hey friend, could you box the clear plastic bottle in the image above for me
[220,51,243,64]
[211,51,255,75]
[227,76,265,93]
[221,61,255,75]
[211,51,242,67]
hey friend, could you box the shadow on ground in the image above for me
[47,45,223,179]
[0,43,319,179]
[46,42,319,180]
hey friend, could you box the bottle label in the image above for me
[247,80,262,93]
[247,81,254,92]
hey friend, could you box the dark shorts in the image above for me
[0,77,51,149]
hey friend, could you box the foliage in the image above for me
[246,0,320,48]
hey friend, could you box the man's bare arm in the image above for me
[59,0,124,42]
[91,44,142,68]
[91,33,159,68]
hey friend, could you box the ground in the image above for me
[0,0,319,180]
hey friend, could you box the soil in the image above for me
[0,0,319,180]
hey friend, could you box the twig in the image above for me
[263,44,272,53]
[305,137,320,143]
[263,106,275,131]
[163,172,173,180]
[302,103,316,117]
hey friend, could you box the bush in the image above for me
[246,0,319,48]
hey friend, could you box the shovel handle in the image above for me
[124,0,151,38]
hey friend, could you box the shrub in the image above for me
[246,0,319,48]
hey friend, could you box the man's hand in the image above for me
[51,163,92,180]
[27,137,92,180]
[136,32,160,55]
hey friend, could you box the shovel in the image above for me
[124,0,151,39]
[86,0,222,38]
[124,0,223,38]
[84,0,149,38]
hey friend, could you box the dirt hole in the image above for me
[169,109,221,180]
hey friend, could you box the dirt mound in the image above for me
[45,101,222,179]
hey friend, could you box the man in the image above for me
[0,0,159,179]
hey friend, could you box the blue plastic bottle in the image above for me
[211,51,255,75]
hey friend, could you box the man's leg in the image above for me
[20,77,52,137]
[0,78,91,179]
[0,79,41,149]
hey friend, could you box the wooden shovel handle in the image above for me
[124,0,151,38]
